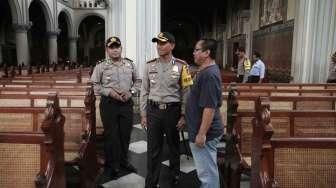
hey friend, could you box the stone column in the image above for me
[69,36,78,63]
[291,0,336,82]
[136,0,160,78]
[13,24,30,66]
[47,31,58,64]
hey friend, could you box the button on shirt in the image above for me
[90,58,138,96]
[140,57,189,116]
[249,59,265,78]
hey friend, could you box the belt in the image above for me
[148,100,180,110]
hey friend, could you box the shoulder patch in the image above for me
[124,57,133,62]
[146,58,157,64]
[174,58,187,65]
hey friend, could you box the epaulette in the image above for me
[97,59,104,64]
[124,57,133,62]
[174,58,187,65]
[146,58,157,64]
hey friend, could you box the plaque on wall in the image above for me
[259,0,287,27]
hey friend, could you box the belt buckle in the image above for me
[158,103,167,110]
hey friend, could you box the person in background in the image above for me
[248,51,265,83]
[236,47,251,83]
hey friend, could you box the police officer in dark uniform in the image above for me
[90,36,138,179]
[140,32,192,188]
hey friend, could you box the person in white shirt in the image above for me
[248,51,265,83]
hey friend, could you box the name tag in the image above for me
[172,65,179,73]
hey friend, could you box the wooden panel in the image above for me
[300,92,330,96]
[241,117,253,155]
[301,86,325,90]
[276,86,299,90]
[0,99,31,107]
[271,117,291,137]
[238,100,254,110]
[240,92,268,97]
[274,148,336,188]
[0,143,40,188]
[0,113,33,132]
[71,99,85,107]
[296,101,333,110]
[64,113,83,143]
[270,101,293,110]
[294,117,336,137]
[34,99,47,107]
[271,92,299,96]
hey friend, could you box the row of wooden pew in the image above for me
[219,84,336,188]
[0,70,98,188]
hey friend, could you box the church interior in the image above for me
[0,0,335,188]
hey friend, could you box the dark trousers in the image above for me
[145,103,181,187]
[247,75,260,83]
[237,75,244,83]
[100,96,133,171]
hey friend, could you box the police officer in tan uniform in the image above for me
[140,32,192,188]
[90,36,138,179]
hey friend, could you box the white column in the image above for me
[69,36,78,63]
[136,0,160,78]
[47,31,58,64]
[13,24,30,66]
[291,0,336,83]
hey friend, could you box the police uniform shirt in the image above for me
[90,58,138,96]
[249,59,265,79]
[140,57,189,116]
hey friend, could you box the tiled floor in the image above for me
[93,121,251,188]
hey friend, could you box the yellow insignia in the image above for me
[181,65,193,88]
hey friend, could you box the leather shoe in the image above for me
[121,163,137,173]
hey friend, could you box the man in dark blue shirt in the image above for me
[186,38,223,188]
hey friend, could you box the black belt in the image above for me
[148,100,180,110]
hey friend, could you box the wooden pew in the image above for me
[251,97,336,188]
[0,82,89,89]
[0,94,65,188]
[223,83,336,90]
[0,88,98,187]
[221,87,336,174]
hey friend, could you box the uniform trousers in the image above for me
[145,102,181,187]
[100,96,133,171]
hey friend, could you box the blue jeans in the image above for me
[190,137,221,188]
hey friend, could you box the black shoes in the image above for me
[121,162,137,173]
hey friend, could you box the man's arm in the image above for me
[195,108,215,147]
[140,64,149,128]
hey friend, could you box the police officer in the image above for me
[140,32,192,188]
[90,36,138,179]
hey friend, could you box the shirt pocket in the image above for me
[103,68,118,83]
[149,71,158,86]
[168,71,180,86]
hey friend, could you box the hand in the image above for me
[109,90,123,101]
[195,133,206,147]
[176,116,185,131]
[141,116,147,129]
[120,91,132,102]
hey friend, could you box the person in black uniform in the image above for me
[90,36,138,179]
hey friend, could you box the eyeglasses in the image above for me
[193,48,204,52]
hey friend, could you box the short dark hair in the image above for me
[238,46,245,53]
[253,51,261,58]
[199,38,217,59]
